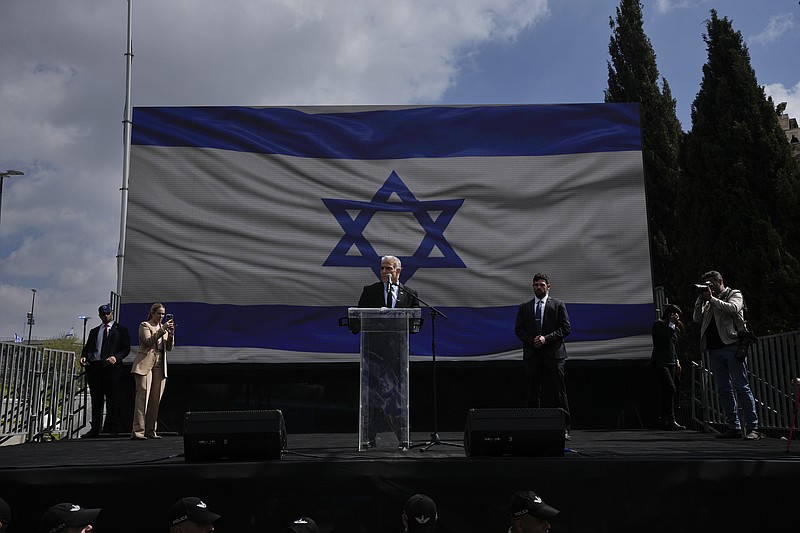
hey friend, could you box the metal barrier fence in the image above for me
[0,342,87,444]
[690,330,800,434]
[4,329,798,442]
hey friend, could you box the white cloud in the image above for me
[131,0,549,105]
[749,13,795,46]
[764,81,800,123]
[0,62,87,162]
[653,0,705,15]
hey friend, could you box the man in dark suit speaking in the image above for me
[354,255,420,447]
[80,303,131,437]
[357,256,420,315]
[514,273,572,439]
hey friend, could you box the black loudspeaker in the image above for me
[463,408,565,457]
[183,410,287,462]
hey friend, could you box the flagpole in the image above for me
[116,0,133,319]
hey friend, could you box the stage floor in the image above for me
[0,428,794,466]
[2,429,799,533]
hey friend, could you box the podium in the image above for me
[349,307,421,451]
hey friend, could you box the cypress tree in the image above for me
[677,10,800,333]
[605,0,683,298]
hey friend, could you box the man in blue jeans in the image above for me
[693,270,760,440]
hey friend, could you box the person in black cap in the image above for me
[0,497,10,533]
[651,303,686,430]
[168,497,220,533]
[507,491,559,533]
[284,517,319,533]
[79,304,131,438]
[39,502,101,533]
[402,494,437,533]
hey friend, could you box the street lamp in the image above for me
[0,169,24,232]
[27,288,37,345]
[78,315,91,350]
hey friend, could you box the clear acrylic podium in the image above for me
[348,307,421,451]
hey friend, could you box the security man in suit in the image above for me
[515,273,572,439]
[80,303,131,437]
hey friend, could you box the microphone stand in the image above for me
[405,291,463,452]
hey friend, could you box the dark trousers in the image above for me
[525,356,571,428]
[653,364,678,423]
[85,362,122,433]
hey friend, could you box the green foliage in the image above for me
[605,0,683,294]
[42,335,82,369]
[676,10,800,334]
[42,335,81,353]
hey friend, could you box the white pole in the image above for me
[116,0,133,318]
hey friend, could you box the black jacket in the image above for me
[514,297,570,360]
[81,322,131,372]
[350,281,421,334]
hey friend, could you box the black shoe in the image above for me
[81,431,99,439]
[130,435,147,441]
[715,429,742,439]
[664,420,686,431]
[743,430,763,440]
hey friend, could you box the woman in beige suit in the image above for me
[130,302,175,440]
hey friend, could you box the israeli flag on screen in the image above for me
[122,104,653,363]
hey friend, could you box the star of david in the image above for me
[323,171,466,281]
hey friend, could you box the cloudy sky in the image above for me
[1,0,798,341]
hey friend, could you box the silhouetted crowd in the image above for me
[0,490,562,533]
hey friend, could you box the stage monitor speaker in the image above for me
[183,410,287,462]
[463,408,565,457]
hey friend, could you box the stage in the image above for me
[1,429,799,533]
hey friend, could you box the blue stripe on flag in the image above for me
[120,302,653,358]
[131,104,641,158]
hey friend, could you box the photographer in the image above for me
[692,271,760,440]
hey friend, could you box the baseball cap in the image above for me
[0,497,10,525]
[98,304,113,315]
[285,516,319,533]
[39,503,101,533]
[403,494,437,532]
[508,491,559,520]
[168,497,221,527]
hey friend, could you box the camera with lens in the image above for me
[694,282,712,293]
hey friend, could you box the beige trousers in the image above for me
[131,362,166,438]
